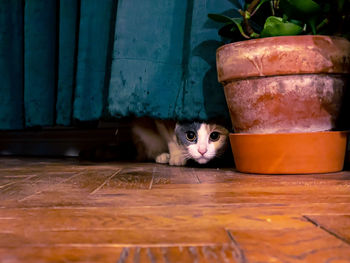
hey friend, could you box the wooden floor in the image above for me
[0,157,349,262]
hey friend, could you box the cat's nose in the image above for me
[198,148,207,156]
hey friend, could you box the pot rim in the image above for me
[216,34,350,82]
[216,35,350,53]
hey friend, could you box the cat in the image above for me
[132,118,230,166]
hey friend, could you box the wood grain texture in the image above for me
[0,157,349,262]
[304,215,350,245]
[229,228,350,262]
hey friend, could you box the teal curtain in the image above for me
[0,0,231,130]
[0,0,24,130]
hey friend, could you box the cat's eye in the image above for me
[209,132,220,142]
[186,131,196,142]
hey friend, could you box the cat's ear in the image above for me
[174,123,182,144]
[174,123,179,134]
[207,117,232,131]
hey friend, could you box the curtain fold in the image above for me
[73,0,117,122]
[0,0,24,130]
[0,0,230,130]
[24,0,57,127]
[56,0,79,126]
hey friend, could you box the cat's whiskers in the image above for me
[182,152,192,161]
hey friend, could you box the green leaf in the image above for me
[307,16,318,35]
[260,16,303,37]
[208,14,235,24]
[280,0,321,19]
[218,24,236,38]
[231,18,250,38]
[208,13,249,39]
[289,19,304,27]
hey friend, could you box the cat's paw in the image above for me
[155,153,170,164]
[169,155,187,166]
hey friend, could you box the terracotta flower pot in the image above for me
[216,35,350,134]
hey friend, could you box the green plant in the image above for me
[208,0,350,42]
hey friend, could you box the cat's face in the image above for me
[175,122,229,164]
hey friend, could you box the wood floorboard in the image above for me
[229,228,350,262]
[0,157,349,262]
[303,215,350,244]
